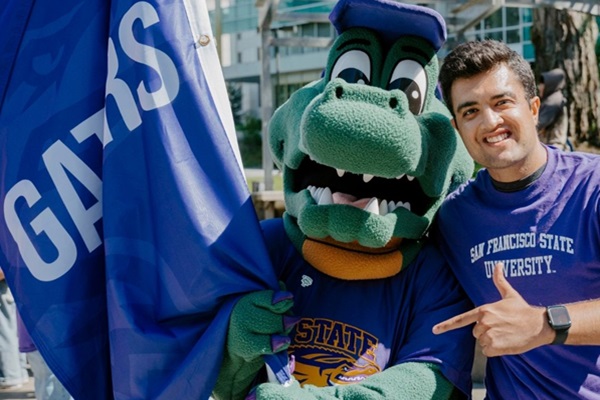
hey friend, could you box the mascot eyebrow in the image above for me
[398,44,429,60]
[336,38,371,51]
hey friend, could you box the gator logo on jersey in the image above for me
[289,318,388,386]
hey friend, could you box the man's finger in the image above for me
[493,262,518,299]
[433,308,479,334]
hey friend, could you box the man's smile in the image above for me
[485,131,510,144]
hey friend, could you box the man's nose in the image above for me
[481,107,503,130]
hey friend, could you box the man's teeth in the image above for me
[307,186,411,215]
[333,169,415,182]
[487,133,509,143]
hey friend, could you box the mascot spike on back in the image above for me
[213,1,475,399]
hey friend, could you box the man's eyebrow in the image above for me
[492,91,517,101]
[456,101,477,113]
[455,92,518,113]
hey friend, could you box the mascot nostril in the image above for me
[214,0,476,399]
[335,86,343,99]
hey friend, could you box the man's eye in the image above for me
[330,50,371,85]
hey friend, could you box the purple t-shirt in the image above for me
[261,218,474,396]
[435,146,600,399]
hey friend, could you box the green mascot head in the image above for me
[268,0,473,280]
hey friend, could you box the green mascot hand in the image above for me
[212,289,299,400]
[249,362,462,400]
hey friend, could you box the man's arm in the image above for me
[433,263,600,357]
[560,300,600,345]
[0,267,4,281]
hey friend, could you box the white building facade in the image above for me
[211,0,598,119]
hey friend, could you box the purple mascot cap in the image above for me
[329,0,447,51]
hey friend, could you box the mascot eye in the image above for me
[387,60,427,115]
[330,50,371,85]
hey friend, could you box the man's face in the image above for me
[450,64,544,182]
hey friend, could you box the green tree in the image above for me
[227,82,243,125]
[238,116,263,168]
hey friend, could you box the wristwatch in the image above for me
[546,305,571,345]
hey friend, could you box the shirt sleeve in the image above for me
[260,218,294,278]
[393,242,475,396]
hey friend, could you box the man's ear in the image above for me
[451,118,457,130]
[530,95,541,123]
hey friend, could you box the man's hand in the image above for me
[432,263,555,356]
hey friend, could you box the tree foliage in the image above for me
[227,82,243,125]
[238,116,263,168]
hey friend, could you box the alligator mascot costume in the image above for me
[213,0,475,399]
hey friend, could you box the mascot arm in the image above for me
[253,362,461,400]
[213,288,297,400]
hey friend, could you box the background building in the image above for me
[211,0,599,119]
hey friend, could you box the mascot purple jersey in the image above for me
[435,146,600,399]
[262,218,473,394]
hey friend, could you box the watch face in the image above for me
[548,306,571,329]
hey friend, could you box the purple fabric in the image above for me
[0,0,288,398]
[261,218,474,396]
[435,146,600,399]
[16,312,35,353]
[329,0,446,51]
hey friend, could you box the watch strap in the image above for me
[551,327,569,345]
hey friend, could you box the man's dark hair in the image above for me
[439,40,536,116]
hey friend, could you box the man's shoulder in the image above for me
[441,176,481,210]
[558,149,600,175]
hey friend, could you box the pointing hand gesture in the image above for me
[432,263,554,356]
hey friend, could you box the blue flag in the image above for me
[0,0,287,398]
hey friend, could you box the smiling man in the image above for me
[432,39,600,399]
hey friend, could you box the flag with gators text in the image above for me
[0,0,287,398]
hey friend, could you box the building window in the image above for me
[506,28,520,43]
[486,31,503,41]
[317,23,331,37]
[522,8,533,23]
[506,8,520,26]
[448,6,534,61]
[522,26,531,41]
[523,43,535,60]
[484,8,503,29]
